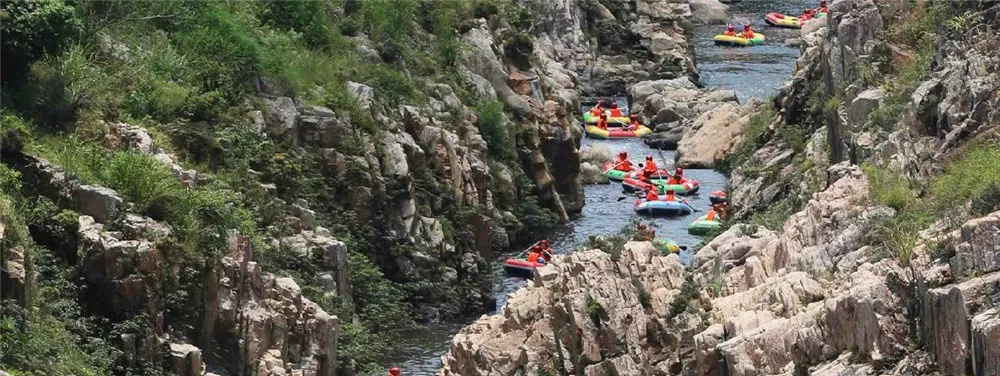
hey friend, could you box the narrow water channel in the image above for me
[388,1,804,373]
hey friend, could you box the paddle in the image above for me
[602,160,626,174]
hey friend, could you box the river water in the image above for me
[387,1,803,373]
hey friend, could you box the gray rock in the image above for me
[169,343,204,376]
[74,185,123,223]
[971,308,1000,376]
[690,0,729,25]
[263,97,299,138]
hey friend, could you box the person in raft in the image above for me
[667,167,686,184]
[742,24,755,39]
[539,239,554,260]
[641,155,659,181]
[818,0,828,13]
[800,8,815,21]
[628,114,641,130]
[597,113,610,130]
[526,243,548,264]
[645,187,660,202]
[389,367,401,376]
[663,189,679,202]
[708,202,729,221]
[723,24,736,36]
[609,102,623,117]
[615,151,633,171]
[591,99,605,117]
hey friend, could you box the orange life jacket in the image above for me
[644,160,658,173]
[664,192,676,202]
[724,30,735,36]
[820,6,828,13]
[743,30,754,39]
[527,252,540,263]
[646,190,659,201]
[706,210,717,221]
[597,118,609,130]
[630,120,640,130]
[591,108,601,117]
[610,109,622,117]
[616,158,632,171]
[668,176,684,185]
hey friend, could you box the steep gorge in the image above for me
[440,0,1000,375]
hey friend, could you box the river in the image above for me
[387,1,804,373]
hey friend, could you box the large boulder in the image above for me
[690,0,729,25]
[971,308,1000,376]
[74,185,123,223]
[675,102,752,168]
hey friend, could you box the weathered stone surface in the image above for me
[74,185,123,223]
[263,97,299,138]
[689,0,729,25]
[676,102,752,168]
[169,343,205,376]
[848,88,884,126]
[951,210,1000,278]
[971,308,1000,376]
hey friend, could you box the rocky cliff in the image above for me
[440,0,1000,375]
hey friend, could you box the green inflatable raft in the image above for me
[687,215,722,235]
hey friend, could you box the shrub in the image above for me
[172,6,263,96]
[669,274,700,318]
[104,152,180,215]
[475,100,515,162]
[0,110,32,150]
[0,303,113,376]
[359,0,418,46]
[585,295,607,325]
[260,1,336,49]
[636,284,651,309]
[0,0,83,82]
[930,143,1000,211]
[862,163,917,212]
[503,33,534,69]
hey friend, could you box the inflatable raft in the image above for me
[585,125,652,139]
[687,215,722,235]
[621,177,701,195]
[765,13,802,28]
[713,33,766,46]
[502,258,546,278]
[583,112,630,125]
[653,238,683,254]
[601,162,670,182]
[634,199,694,217]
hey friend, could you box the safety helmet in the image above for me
[820,0,826,5]
[630,114,638,120]
[619,151,627,158]
[727,23,734,29]
[645,155,653,160]
[675,167,683,175]
[390,368,401,376]
[540,239,550,246]
[532,244,542,251]
[744,23,751,29]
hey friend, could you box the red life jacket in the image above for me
[610,109,622,117]
[646,190,659,201]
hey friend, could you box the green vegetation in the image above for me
[475,100,516,162]
[716,102,775,174]
[585,295,608,326]
[635,283,651,309]
[863,143,1000,265]
[668,274,700,319]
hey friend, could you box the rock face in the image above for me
[440,242,689,375]
[675,101,756,168]
[689,0,729,25]
[626,77,740,152]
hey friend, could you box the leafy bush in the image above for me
[585,295,607,325]
[668,274,700,319]
[0,110,32,150]
[636,284,651,309]
[475,100,515,161]
[0,0,83,82]
[172,6,263,97]
[359,0,418,47]
[0,303,114,376]
[503,33,534,69]
[336,251,411,371]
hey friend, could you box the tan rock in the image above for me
[675,102,752,168]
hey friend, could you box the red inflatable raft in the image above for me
[502,258,546,278]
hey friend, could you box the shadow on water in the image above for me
[388,1,805,373]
